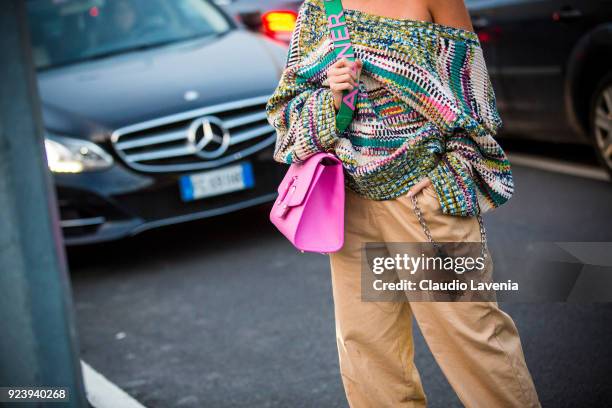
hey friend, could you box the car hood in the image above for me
[38,30,286,137]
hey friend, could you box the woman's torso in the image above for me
[279,0,498,208]
[299,1,479,199]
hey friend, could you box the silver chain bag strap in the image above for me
[409,194,488,260]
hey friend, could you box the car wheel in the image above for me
[590,73,612,178]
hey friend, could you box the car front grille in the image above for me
[111,95,276,172]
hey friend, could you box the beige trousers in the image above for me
[329,185,541,408]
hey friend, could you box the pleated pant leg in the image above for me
[329,186,541,408]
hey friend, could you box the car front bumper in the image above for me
[55,146,285,245]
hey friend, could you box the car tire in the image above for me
[589,72,612,179]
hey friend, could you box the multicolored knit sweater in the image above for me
[265,0,514,216]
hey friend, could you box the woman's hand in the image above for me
[327,58,362,111]
[407,177,432,197]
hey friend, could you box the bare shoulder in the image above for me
[427,0,475,32]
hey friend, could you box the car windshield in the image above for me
[27,0,232,69]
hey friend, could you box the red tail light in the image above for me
[477,27,501,44]
[477,31,491,43]
[262,10,297,42]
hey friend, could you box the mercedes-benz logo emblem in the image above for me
[187,116,230,159]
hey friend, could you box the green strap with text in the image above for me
[323,0,358,133]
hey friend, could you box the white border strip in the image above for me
[508,153,610,182]
[81,360,147,408]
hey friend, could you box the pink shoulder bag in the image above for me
[269,0,357,253]
[270,153,345,253]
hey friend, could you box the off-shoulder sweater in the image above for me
[265,0,514,216]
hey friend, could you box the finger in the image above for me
[333,58,351,68]
[329,77,356,88]
[331,67,358,81]
[331,79,356,88]
[352,61,363,79]
[339,66,358,77]
[331,82,355,91]
[417,178,431,190]
[331,82,355,92]
[336,73,355,84]
[328,65,342,75]
[406,186,422,197]
[406,179,429,197]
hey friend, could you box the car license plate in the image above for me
[179,162,254,202]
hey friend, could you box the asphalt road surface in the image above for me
[68,143,612,408]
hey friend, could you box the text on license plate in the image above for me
[179,162,254,202]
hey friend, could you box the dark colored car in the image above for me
[27,0,289,245]
[467,0,612,176]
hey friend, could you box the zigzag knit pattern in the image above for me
[265,0,514,216]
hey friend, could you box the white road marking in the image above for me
[508,152,610,181]
[81,360,147,408]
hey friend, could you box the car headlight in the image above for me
[44,134,114,173]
